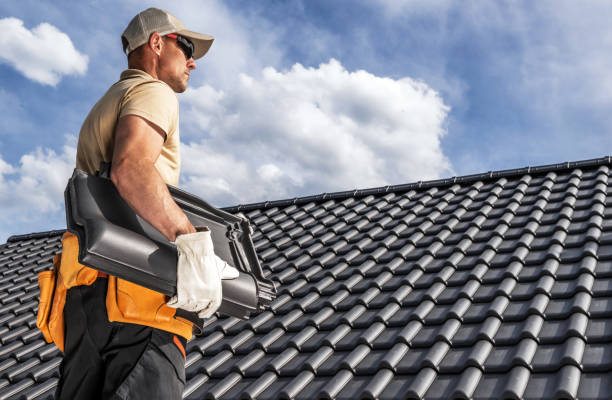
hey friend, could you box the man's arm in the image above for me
[110,115,195,242]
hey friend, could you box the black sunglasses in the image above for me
[166,34,194,60]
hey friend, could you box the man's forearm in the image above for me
[111,158,195,242]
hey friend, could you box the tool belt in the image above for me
[37,232,193,352]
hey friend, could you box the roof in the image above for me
[2,156,612,399]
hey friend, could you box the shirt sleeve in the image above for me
[119,80,179,141]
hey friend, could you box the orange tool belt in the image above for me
[37,232,193,352]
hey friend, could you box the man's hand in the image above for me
[167,227,240,318]
[111,115,195,241]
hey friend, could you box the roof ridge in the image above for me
[6,229,66,243]
[5,156,610,243]
[222,155,612,213]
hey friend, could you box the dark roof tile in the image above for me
[5,158,612,398]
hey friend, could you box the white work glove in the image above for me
[167,227,240,318]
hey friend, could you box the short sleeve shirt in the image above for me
[76,69,181,186]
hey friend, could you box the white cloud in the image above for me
[359,1,612,167]
[0,17,88,86]
[181,59,451,206]
[0,136,76,242]
[368,1,612,115]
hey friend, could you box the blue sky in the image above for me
[1,0,611,241]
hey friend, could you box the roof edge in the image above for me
[222,155,612,213]
[6,229,67,243]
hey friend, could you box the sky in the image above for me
[1,0,612,241]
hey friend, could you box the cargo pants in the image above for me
[54,277,187,400]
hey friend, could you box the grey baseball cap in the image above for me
[121,8,214,59]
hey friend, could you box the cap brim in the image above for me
[177,30,214,59]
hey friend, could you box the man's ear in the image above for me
[148,32,163,56]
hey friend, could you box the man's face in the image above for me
[158,35,196,93]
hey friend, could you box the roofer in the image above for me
[36,8,239,399]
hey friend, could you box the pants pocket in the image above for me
[112,332,185,400]
[150,330,186,384]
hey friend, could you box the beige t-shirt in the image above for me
[76,69,181,186]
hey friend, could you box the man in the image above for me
[53,8,237,399]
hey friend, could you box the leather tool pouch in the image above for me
[105,277,193,340]
[36,257,58,348]
[37,233,107,352]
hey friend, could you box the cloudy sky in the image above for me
[1,0,611,241]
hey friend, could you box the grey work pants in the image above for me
[55,278,187,400]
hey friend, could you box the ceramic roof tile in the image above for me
[3,158,612,398]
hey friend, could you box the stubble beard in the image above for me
[167,75,189,93]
